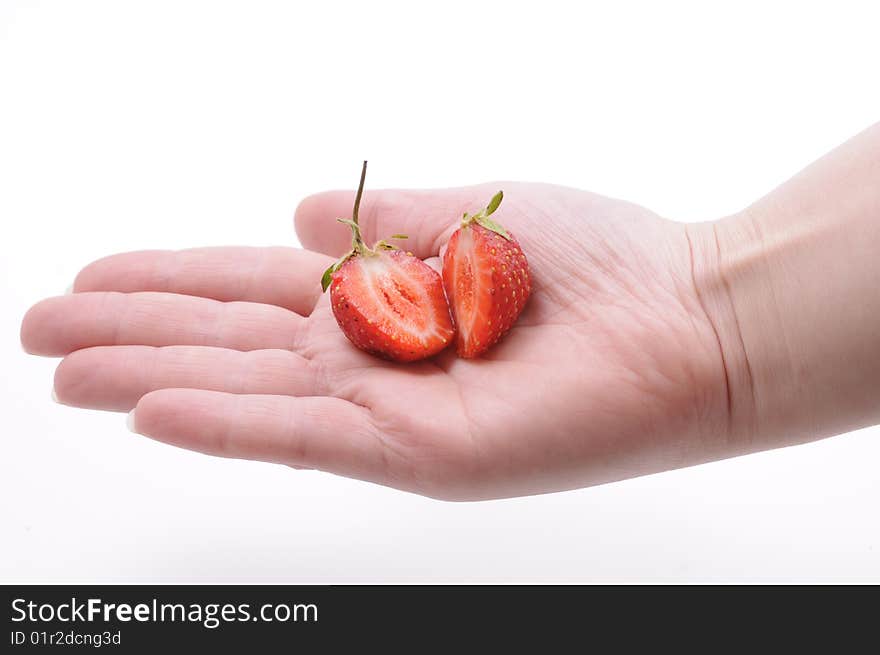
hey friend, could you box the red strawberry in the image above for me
[322,162,455,362]
[442,191,530,358]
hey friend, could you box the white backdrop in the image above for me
[2,0,878,583]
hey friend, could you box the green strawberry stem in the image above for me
[336,160,369,255]
[320,161,407,292]
[353,160,367,226]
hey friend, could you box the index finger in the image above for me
[294,186,493,259]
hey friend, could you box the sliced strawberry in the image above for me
[330,250,454,361]
[442,192,530,358]
[320,161,455,362]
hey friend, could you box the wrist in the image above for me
[684,210,794,452]
[686,124,880,458]
[688,196,880,453]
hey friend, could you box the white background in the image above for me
[2,0,879,583]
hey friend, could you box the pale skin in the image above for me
[20,124,880,501]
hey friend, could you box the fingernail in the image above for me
[65,284,74,295]
[51,387,59,403]
[126,409,138,433]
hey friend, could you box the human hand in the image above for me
[21,183,731,500]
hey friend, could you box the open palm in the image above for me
[22,183,728,500]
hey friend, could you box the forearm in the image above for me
[689,122,880,451]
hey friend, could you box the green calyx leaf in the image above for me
[485,190,503,216]
[373,240,397,251]
[337,217,364,250]
[474,215,511,240]
[462,190,512,240]
[321,250,355,293]
[320,266,334,293]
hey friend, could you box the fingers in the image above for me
[73,247,332,316]
[21,292,307,357]
[54,346,319,411]
[132,389,388,482]
[294,186,493,259]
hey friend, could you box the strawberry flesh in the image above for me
[443,224,531,358]
[331,250,455,362]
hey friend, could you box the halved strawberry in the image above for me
[322,162,455,362]
[330,250,454,361]
[442,192,530,358]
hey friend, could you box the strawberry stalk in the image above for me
[335,160,369,256]
[321,161,407,292]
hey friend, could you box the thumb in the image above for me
[294,186,493,260]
